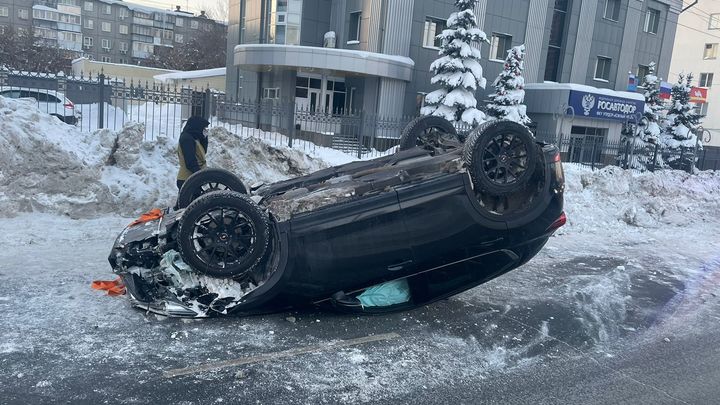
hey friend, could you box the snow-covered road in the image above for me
[0,202,718,403]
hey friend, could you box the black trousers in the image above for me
[177,180,185,190]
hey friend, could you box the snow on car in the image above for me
[108,116,566,317]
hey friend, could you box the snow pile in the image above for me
[0,96,354,218]
[561,164,720,233]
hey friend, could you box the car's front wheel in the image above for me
[177,191,270,279]
[398,116,461,155]
[177,168,248,209]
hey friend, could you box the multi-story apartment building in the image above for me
[670,1,720,147]
[227,0,682,122]
[0,0,225,66]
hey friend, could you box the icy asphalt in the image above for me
[0,213,719,404]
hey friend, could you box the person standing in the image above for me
[177,116,210,190]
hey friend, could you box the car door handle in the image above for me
[387,260,413,272]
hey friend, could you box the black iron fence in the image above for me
[1,68,718,170]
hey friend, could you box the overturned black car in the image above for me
[108,117,565,317]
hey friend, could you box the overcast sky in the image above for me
[132,0,226,16]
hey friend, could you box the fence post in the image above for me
[202,88,212,120]
[97,73,105,129]
[590,139,598,170]
[650,143,659,172]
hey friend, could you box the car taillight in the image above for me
[547,212,567,231]
[64,101,74,109]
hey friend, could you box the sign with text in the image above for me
[568,90,645,122]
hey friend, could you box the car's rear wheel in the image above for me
[177,191,270,279]
[178,168,248,209]
[399,116,461,155]
[463,120,538,195]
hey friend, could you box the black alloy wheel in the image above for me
[463,120,538,195]
[177,168,248,209]
[177,191,270,278]
[399,116,461,155]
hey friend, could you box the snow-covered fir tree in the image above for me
[421,0,488,127]
[620,62,664,171]
[660,73,702,170]
[486,44,531,126]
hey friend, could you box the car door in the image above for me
[288,189,414,296]
[396,173,508,272]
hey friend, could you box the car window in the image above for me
[46,94,61,103]
[0,90,21,98]
[19,90,31,98]
[34,92,50,102]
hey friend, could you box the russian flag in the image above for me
[659,81,672,99]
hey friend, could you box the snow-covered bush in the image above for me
[660,73,702,171]
[421,0,488,127]
[486,44,531,126]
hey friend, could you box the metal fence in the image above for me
[1,68,718,169]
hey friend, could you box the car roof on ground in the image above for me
[0,87,68,99]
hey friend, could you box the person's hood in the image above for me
[183,117,210,139]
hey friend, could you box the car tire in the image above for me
[463,120,538,195]
[177,168,248,209]
[398,116,460,155]
[177,191,270,279]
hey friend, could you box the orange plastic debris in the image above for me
[91,277,126,296]
[129,208,164,227]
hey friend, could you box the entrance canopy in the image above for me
[234,44,415,82]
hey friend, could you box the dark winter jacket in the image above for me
[177,116,210,181]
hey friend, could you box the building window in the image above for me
[101,56,111,62]
[594,56,612,81]
[0,7,8,17]
[263,88,280,100]
[101,22,111,32]
[175,34,184,43]
[710,14,720,29]
[104,5,111,14]
[84,1,93,12]
[119,24,128,34]
[422,17,446,49]
[85,19,94,29]
[695,103,709,116]
[119,8,129,19]
[637,64,650,80]
[704,43,718,59]
[700,73,714,87]
[176,17,184,27]
[544,0,569,82]
[348,11,361,43]
[643,8,660,34]
[489,33,512,61]
[101,39,111,49]
[18,9,28,20]
[83,36,93,47]
[191,20,199,29]
[603,0,620,21]
[120,41,128,51]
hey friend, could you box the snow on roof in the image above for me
[154,68,226,82]
[96,0,214,20]
[71,57,180,74]
[525,82,645,101]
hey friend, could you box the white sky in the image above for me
[130,0,224,15]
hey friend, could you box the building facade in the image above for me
[226,0,682,121]
[0,0,225,66]
[669,1,720,147]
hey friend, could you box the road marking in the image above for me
[163,332,400,379]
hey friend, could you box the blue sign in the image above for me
[568,90,645,122]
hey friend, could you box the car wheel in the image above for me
[177,168,248,209]
[463,120,538,195]
[177,191,270,278]
[399,116,461,155]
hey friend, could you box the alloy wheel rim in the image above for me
[191,206,256,269]
[481,132,529,186]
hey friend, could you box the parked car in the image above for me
[108,117,565,318]
[0,87,81,125]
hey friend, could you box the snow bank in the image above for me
[0,96,355,218]
[561,164,720,234]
